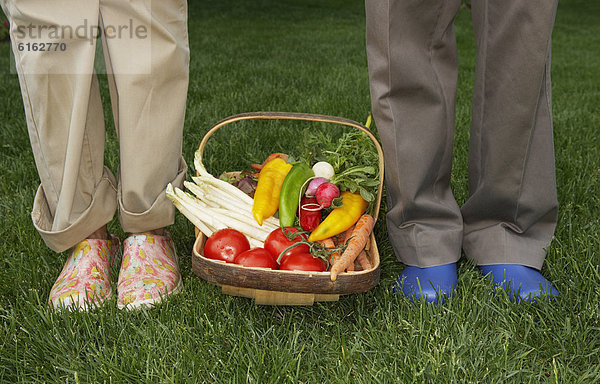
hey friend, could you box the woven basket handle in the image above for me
[197,111,384,220]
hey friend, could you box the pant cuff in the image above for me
[462,224,549,270]
[118,157,187,233]
[31,167,118,253]
[389,223,463,268]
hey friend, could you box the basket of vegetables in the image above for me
[167,112,384,305]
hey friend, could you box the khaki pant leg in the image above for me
[3,0,117,252]
[98,0,189,233]
[366,0,463,267]
[461,0,559,269]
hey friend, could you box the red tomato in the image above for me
[279,253,326,272]
[234,248,279,270]
[264,227,310,264]
[203,228,250,263]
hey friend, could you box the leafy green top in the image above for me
[298,126,380,208]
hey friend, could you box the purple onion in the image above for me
[305,177,328,197]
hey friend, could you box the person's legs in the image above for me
[4,0,118,252]
[2,0,120,309]
[366,0,462,302]
[464,0,559,300]
[98,0,188,235]
[98,0,189,308]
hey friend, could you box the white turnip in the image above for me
[312,161,335,180]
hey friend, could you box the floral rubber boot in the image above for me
[48,235,120,311]
[117,231,183,310]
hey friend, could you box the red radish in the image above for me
[315,182,340,208]
[305,177,328,197]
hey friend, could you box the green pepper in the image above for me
[278,162,314,227]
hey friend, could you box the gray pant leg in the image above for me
[462,0,559,269]
[366,0,463,268]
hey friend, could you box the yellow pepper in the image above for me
[308,191,368,242]
[252,158,293,225]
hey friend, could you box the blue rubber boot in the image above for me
[393,263,458,304]
[479,264,559,302]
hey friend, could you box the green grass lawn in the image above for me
[1,0,599,382]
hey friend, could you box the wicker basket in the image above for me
[191,112,384,305]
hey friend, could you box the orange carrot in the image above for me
[342,225,355,244]
[325,226,353,268]
[319,238,338,266]
[332,226,352,248]
[330,214,375,281]
[333,233,344,246]
[341,226,356,272]
[356,250,372,270]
